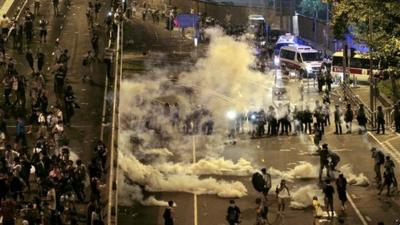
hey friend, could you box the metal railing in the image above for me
[105,17,123,225]
[340,83,394,128]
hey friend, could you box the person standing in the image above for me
[226,200,240,225]
[37,49,45,72]
[383,156,398,193]
[0,196,16,225]
[313,123,323,150]
[82,50,95,83]
[334,105,342,135]
[344,104,353,134]
[16,117,27,147]
[163,201,175,225]
[318,144,330,181]
[25,48,35,72]
[64,85,77,125]
[378,169,394,196]
[394,103,400,132]
[371,147,385,185]
[38,17,48,43]
[261,168,272,201]
[323,180,335,219]
[275,179,290,216]
[91,33,99,58]
[357,104,367,134]
[0,15,11,35]
[336,174,347,211]
[377,106,385,134]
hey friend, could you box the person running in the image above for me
[323,180,335,219]
[226,200,241,225]
[275,179,290,216]
[163,201,175,225]
[378,170,394,196]
[384,156,398,194]
[336,174,347,211]
[371,147,385,185]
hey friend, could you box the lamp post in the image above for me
[368,13,375,127]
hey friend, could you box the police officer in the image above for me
[303,106,313,134]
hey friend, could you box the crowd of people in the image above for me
[0,0,124,223]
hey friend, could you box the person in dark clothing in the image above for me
[91,33,99,57]
[334,105,342,135]
[313,123,323,150]
[317,73,325,92]
[64,85,77,125]
[37,49,45,72]
[378,170,393,196]
[344,104,353,134]
[163,200,175,225]
[318,144,330,181]
[394,103,400,132]
[303,106,313,134]
[336,174,347,211]
[323,180,335,219]
[377,106,385,134]
[25,48,34,71]
[15,117,27,147]
[357,104,368,134]
[226,200,240,225]
[371,147,385,185]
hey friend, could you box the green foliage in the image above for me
[299,0,325,16]
[331,0,400,74]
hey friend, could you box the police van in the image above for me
[279,45,323,78]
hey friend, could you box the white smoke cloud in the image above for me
[268,161,319,181]
[339,164,370,186]
[290,184,324,209]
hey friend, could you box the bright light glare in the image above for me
[226,110,237,120]
[274,56,280,66]
[250,114,256,120]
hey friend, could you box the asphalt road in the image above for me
[118,14,400,225]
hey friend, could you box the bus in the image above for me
[331,51,382,82]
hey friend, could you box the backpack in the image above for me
[330,152,340,165]
[226,206,239,222]
[252,172,266,193]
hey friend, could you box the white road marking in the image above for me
[347,193,369,225]
[368,131,400,164]
[365,216,372,222]
[280,149,291,152]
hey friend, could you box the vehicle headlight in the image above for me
[306,65,313,73]
[226,110,237,120]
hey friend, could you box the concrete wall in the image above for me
[297,14,333,50]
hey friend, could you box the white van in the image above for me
[279,45,323,78]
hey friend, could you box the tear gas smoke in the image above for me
[339,164,370,186]
[268,162,318,181]
[290,184,324,209]
[118,28,271,206]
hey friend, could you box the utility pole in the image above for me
[280,0,283,31]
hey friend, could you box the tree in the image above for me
[299,0,325,17]
[331,0,400,74]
